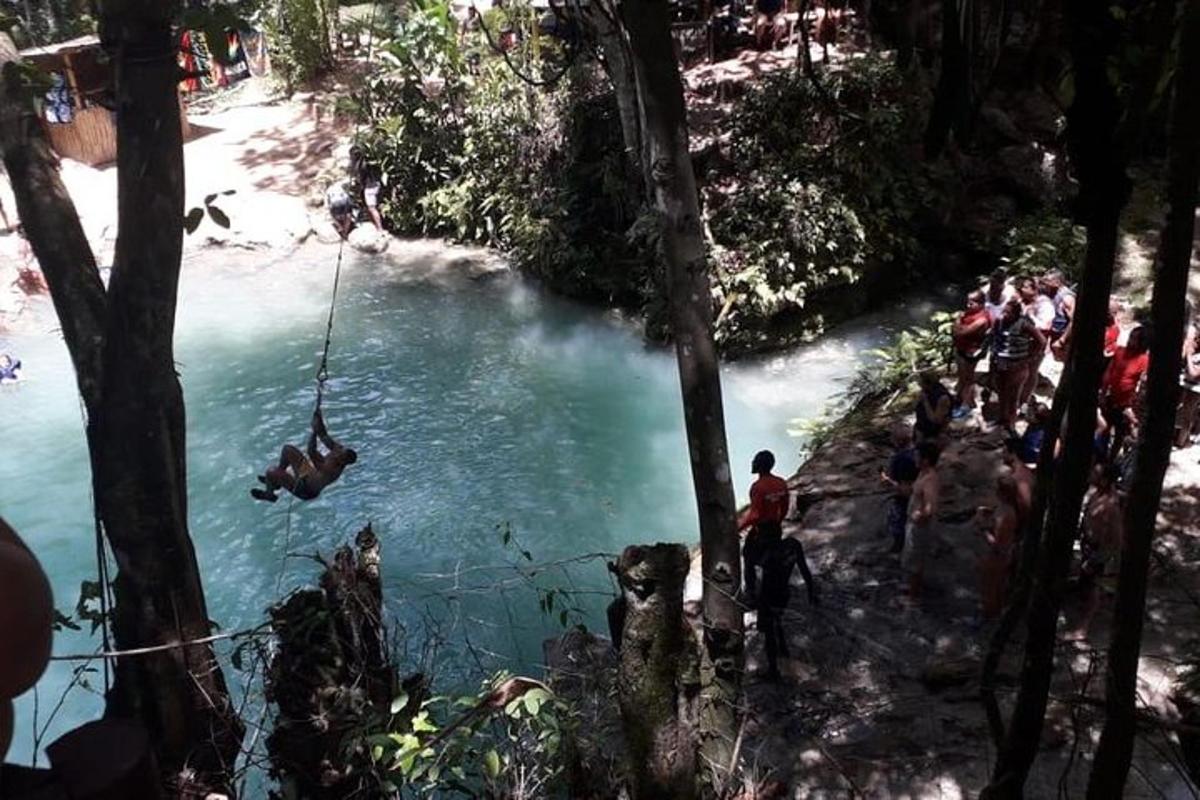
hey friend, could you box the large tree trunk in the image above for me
[614,545,697,800]
[618,0,744,793]
[0,7,243,791]
[96,5,244,791]
[982,0,1130,794]
[1085,5,1200,795]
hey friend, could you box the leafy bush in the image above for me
[366,674,574,796]
[711,55,929,353]
[267,0,337,89]
[1001,213,1087,281]
[357,3,651,307]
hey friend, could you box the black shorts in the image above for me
[293,475,321,500]
[756,0,784,16]
[956,348,986,364]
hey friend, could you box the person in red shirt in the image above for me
[1100,324,1151,459]
[739,450,816,604]
[952,290,992,418]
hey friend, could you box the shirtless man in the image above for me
[251,410,358,502]
[902,442,941,602]
[1067,464,1124,640]
[1002,438,1035,520]
[978,475,1021,621]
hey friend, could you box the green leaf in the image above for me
[411,711,437,733]
[390,692,409,714]
[184,207,205,234]
[483,748,501,779]
[207,205,231,229]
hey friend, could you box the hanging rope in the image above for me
[312,239,346,414]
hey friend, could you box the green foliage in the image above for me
[366,673,574,796]
[1001,213,1087,281]
[356,2,650,307]
[798,311,954,458]
[712,55,929,353]
[266,0,337,88]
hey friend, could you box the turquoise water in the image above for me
[0,243,931,764]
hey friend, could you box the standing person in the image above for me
[952,290,992,419]
[1002,437,1035,519]
[880,424,918,554]
[1104,298,1123,366]
[756,535,819,681]
[1099,324,1151,460]
[991,298,1046,434]
[913,370,953,445]
[1176,321,1200,448]
[1018,276,1055,405]
[978,475,1021,622]
[753,0,784,50]
[902,442,941,602]
[1067,465,1124,640]
[1043,270,1077,362]
[351,147,385,232]
[983,268,1016,322]
[739,450,792,602]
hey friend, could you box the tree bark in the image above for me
[0,7,243,792]
[1085,4,1200,795]
[618,0,744,791]
[982,0,1129,794]
[614,544,696,800]
[96,5,244,791]
[923,0,971,158]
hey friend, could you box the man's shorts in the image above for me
[363,185,380,208]
[902,518,934,574]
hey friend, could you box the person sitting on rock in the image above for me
[757,534,819,681]
[251,410,357,503]
[325,179,355,240]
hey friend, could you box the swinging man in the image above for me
[251,409,358,502]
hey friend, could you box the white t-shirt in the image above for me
[1025,295,1056,333]
[983,284,1016,322]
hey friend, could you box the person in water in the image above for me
[0,354,20,383]
[251,410,357,502]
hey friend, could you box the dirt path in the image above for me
[0,78,352,331]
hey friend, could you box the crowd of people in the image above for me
[739,266,1199,679]
[893,265,1199,633]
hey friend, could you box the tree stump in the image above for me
[266,523,407,798]
[614,543,698,800]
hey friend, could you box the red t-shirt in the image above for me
[1103,346,1149,409]
[1104,324,1120,358]
[954,308,991,353]
[742,474,790,528]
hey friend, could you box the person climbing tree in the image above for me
[251,409,358,502]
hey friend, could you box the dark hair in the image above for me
[344,449,359,464]
[751,450,775,474]
[917,442,941,466]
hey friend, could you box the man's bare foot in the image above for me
[251,488,278,503]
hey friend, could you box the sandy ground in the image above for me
[0,78,361,330]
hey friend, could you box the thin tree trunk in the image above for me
[98,5,244,791]
[980,360,1071,745]
[618,0,744,792]
[1085,4,1200,794]
[923,0,971,158]
[982,0,1130,793]
[614,544,696,800]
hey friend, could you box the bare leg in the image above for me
[368,207,384,231]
